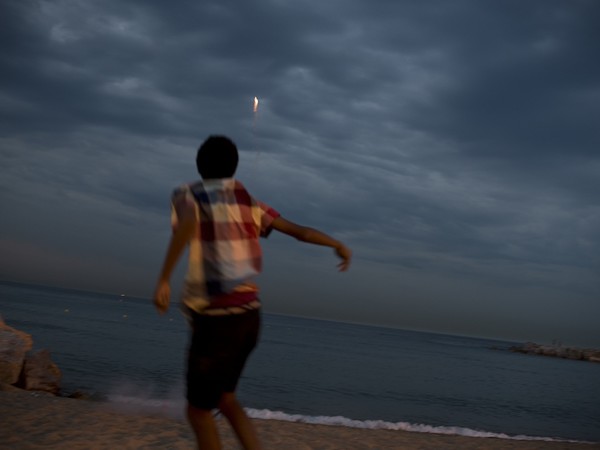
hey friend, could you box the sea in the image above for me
[1,280,599,444]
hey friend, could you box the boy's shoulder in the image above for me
[171,180,205,198]
[172,178,256,202]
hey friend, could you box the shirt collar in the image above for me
[202,178,236,191]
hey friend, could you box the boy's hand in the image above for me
[153,280,171,315]
[335,244,352,272]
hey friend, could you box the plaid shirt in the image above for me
[171,178,279,314]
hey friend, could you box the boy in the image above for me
[153,135,351,450]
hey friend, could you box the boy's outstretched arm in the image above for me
[271,216,352,271]
[153,216,196,314]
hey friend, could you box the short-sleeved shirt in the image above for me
[171,178,280,315]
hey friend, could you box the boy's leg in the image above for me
[218,392,261,450]
[187,403,221,450]
[187,310,261,449]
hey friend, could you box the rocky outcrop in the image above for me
[0,318,33,384]
[17,349,62,394]
[0,317,61,394]
[510,342,600,363]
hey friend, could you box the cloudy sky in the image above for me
[1,0,599,346]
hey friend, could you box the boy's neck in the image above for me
[201,177,236,187]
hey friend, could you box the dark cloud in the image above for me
[1,0,599,345]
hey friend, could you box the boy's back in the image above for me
[153,135,351,450]
[171,177,280,315]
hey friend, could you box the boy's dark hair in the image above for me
[196,135,239,179]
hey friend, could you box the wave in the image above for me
[106,394,590,444]
[246,409,589,443]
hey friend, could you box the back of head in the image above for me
[196,135,239,179]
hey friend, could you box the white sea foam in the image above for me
[107,391,186,420]
[245,408,589,444]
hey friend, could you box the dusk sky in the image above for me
[1,1,599,346]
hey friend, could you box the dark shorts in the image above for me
[186,309,260,410]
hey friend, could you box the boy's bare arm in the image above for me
[153,216,196,314]
[271,216,352,271]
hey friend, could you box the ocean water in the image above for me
[1,281,599,444]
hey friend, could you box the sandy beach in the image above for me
[0,390,596,450]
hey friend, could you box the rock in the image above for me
[0,381,24,392]
[17,349,61,395]
[0,319,63,395]
[540,346,557,357]
[0,317,33,384]
[567,348,583,360]
[67,390,91,400]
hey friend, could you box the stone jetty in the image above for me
[509,341,600,363]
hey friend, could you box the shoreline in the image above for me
[1,391,596,449]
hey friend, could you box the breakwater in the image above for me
[510,342,600,363]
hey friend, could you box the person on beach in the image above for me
[153,135,352,450]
